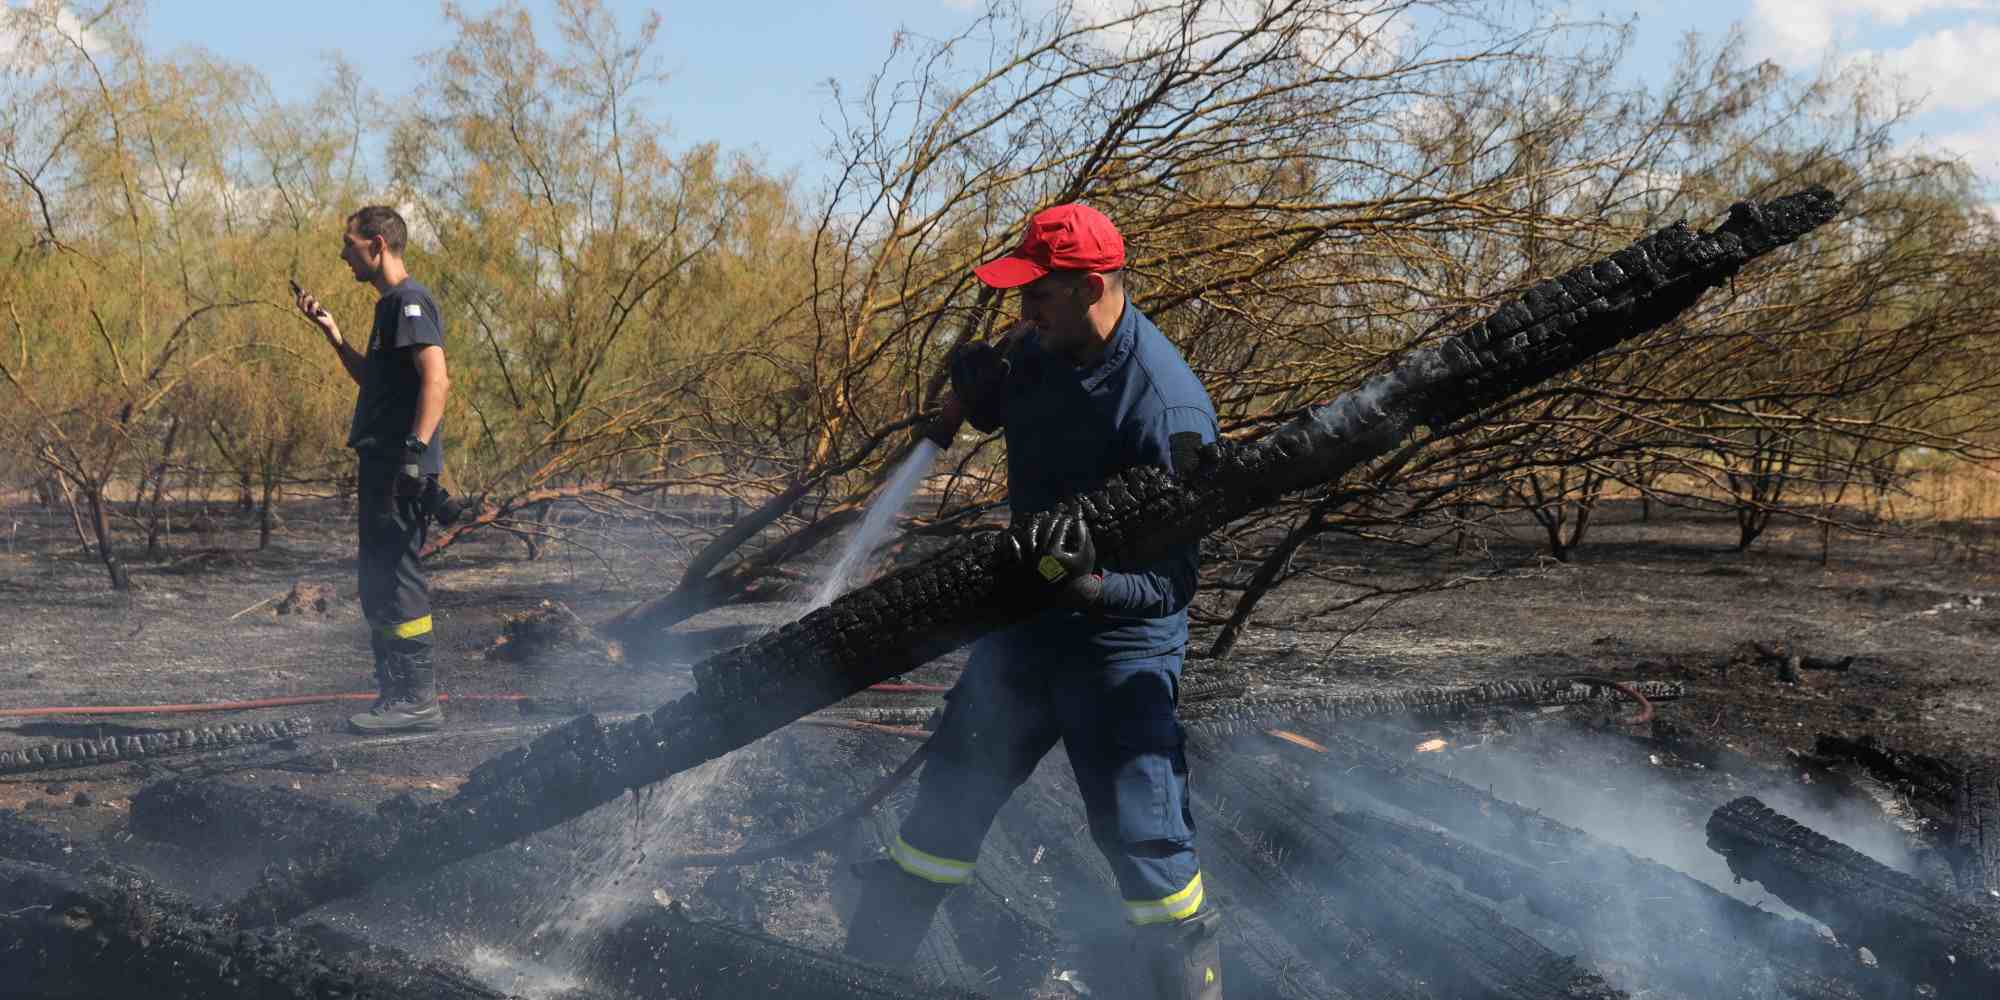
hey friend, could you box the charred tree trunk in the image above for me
[142,414,180,559]
[257,437,294,551]
[1194,741,1628,999]
[1707,796,2000,997]
[229,189,1843,926]
[1945,760,2000,906]
[1257,727,1875,992]
[1190,793,1430,998]
[0,718,312,775]
[1813,735,2000,903]
[83,483,130,591]
[0,861,521,1000]
[258,472,279,549]
[1333,809,1867,1000]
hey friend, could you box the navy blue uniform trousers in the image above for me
[892,640,1204,925]
[356,455,434,659]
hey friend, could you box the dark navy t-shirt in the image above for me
[347,279,446,475]
[983,302,1218,664]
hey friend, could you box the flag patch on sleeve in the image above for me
[403,302,422,318]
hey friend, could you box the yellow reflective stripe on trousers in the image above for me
[1125,871,1204,925]
[889,834,974,885]
[374,615,433,640]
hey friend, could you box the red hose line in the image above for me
[865,683,952,694]
[0,681,948,719]
[1564,674,1655,726]
[0,692,534,718]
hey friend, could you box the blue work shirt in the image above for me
[986,301,1219,664]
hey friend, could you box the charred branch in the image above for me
[1252,728,1871,992]
[1193,741,1629,1000]
[1706,795,2000,997]
[1811,734,2000,903]
[1333,809,1867,1000]
[0,717,312,775]
[0,860,520,1000]
[1189,791,1440,999]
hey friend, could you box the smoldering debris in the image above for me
[275,580,339,616]
[4,676,1971,999]
[486,599,625,666]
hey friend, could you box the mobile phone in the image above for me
[288,278,303,298]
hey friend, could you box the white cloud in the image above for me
[1848,21,2000,112]
[1749,0,2000,65]
[0,1,107,68]
[1919,116,2000,173]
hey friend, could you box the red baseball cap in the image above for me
[973,203,1126,289]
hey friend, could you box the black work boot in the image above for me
[1134,906,1222,1000]
[349,651,443,733]
[841,859,954,970]
[366,635,394,712]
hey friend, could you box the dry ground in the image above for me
[1,494,1996,996]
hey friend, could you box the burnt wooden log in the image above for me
[1812,735,2000,904]
[0,859,517,1000]
[0,717,312,775]
[1187,792,1429,998]
[1257,729,1884,993]
[230,188,1842,926]
[1706,795,2000,997]
[1194,740,1630,999]
[1333,809,1868,1000]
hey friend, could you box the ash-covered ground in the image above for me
[1,495,1995,998]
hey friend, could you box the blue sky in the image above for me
[70,1,2000,187]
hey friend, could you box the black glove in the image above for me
[949,341,1012,433]
[395,434,428,490]
[1011,510,1103,609]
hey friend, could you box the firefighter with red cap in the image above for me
[844,204,1223,999]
